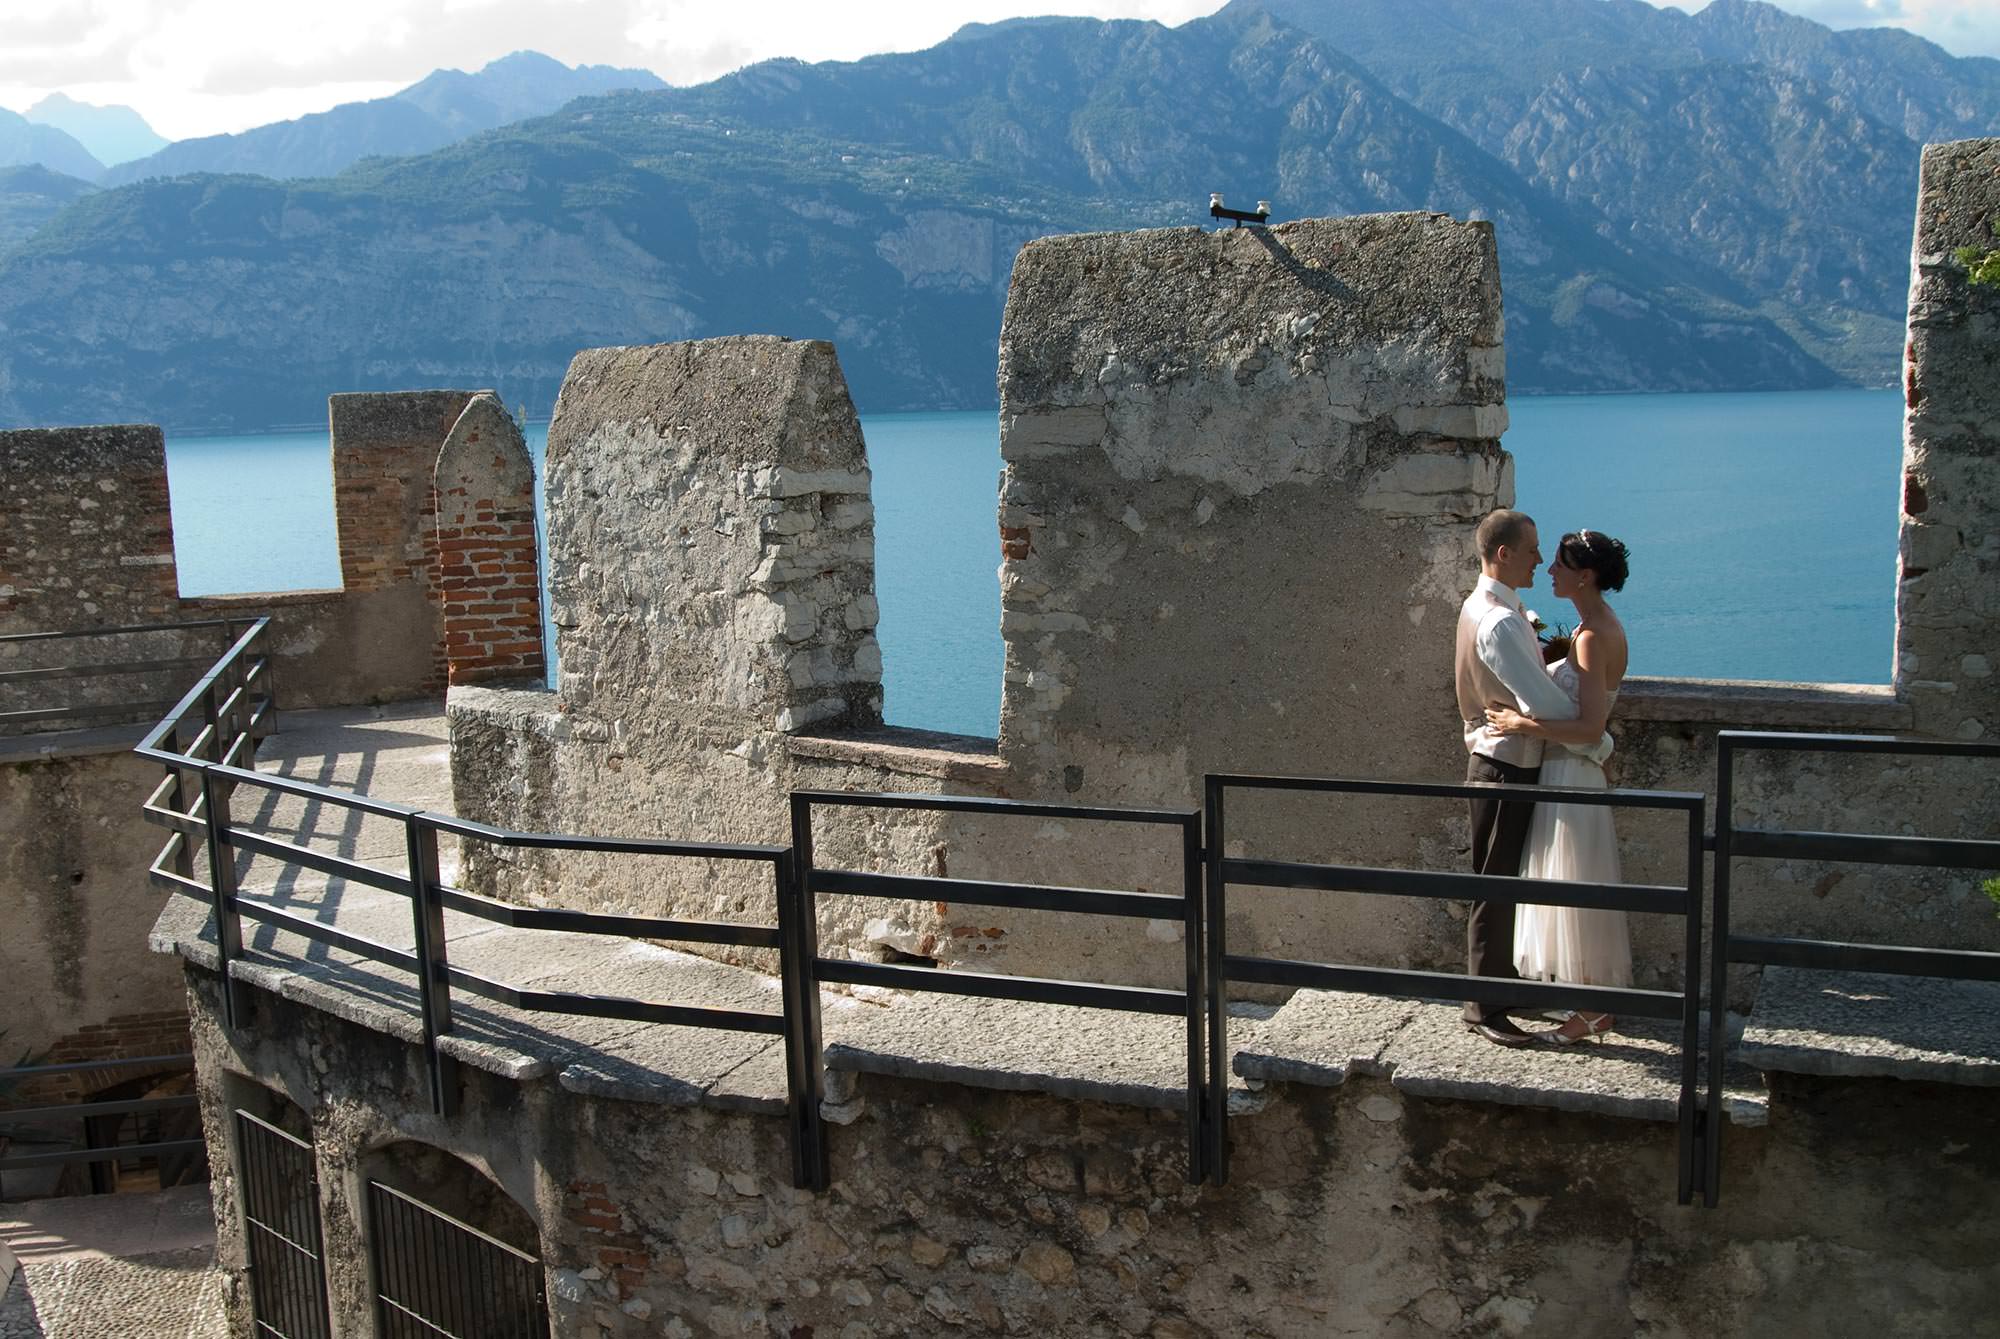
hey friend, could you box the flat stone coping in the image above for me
[1740,967,2000,1085]
[1233,988,1772,1127]
[822,989,1266,1112]
[788,725,1007,783]
[151,887,814,1116]
[1616,677,1909,730]
[0,720,149,763]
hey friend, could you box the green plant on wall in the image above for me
[1985,876,2000,920]
[1956,219,2000,289]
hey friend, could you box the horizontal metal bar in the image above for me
[180,723,218,762]
[1719,730,2000,760]
[141,796,206,838]
[796,789,1198,826]
[1729,935,2000,982]
[0,1139,208,1171]
[811,868,1187,920]
[1731,828,1999,870]
[1222,857,1687,914]
[217,729,255,771]
[227,829,413,896]
[147,848,210,899]
[446,968,786,1033]
[815,958,1188,1016]
[0,656,212,684]
[428,813,784,862]
[0,618,247,645]
[2,1094,201,1123]
[1222,956,1686,1020]
[0,1054,193,1080]
[0,699,179,725]
[229,899,421,974]
[1207,772,1705,811]
[436,886,783,947]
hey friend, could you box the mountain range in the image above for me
[25,94,169,168]
[1,0,1995,432]
[100,51,666,186]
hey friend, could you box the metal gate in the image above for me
[368,1180,550,1338]
[235,1109,332,1339]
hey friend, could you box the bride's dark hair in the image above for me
[1558,530,1630,592]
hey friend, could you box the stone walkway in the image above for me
[0,1185,225,1338]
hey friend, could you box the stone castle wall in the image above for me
[0,424,180,631]
[0,739,193,1091]
[449,216,1515,985]
[180,970,2000,1339]
[1898,137,2000,739]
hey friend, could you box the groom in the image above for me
[1454,509,1609,1047]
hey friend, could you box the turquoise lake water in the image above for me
[163,388,1905,737]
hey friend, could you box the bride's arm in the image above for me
[1485,631,1612,746]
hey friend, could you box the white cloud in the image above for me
[0,1,1226,138]
[0,0,1991,143]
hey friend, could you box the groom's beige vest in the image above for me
[1456,585,1545,768]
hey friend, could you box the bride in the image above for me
[1484,529,1632,1044]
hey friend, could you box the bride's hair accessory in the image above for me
[1557,529,1630,592]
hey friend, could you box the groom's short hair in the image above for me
[1477,509,1535,560]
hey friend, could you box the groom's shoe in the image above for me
[1465,1015,1538,1048]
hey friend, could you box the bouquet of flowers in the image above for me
[1527,610,1572,665]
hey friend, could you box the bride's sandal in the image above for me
[1548,1011,1614,1045]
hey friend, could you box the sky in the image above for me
[1,0,1995,142]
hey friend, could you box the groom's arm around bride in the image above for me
[1454,509,1609,1047]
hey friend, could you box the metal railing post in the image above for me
[200,765,248,1029]
[405,814,458,1117]
[776,835,828,1192]
[1179,812,1207,1185]
[1676,797,1705,1205]
[1202,775,1229,1186]
[1705,739,1735,1206]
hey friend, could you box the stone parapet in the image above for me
[1898,138,2000,740]
[165,943,2000,1339]
[0,424,179,632]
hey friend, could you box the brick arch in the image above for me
[433,393,546,686]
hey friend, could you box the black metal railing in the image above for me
[1,618,258,733]
[0,1054,203,1197]
[1706,729,2000,1202]
[135,623,1999,1212]
[792,789,1215,1183]
[369,1180,550,1338]
[1204,773,1712,1202]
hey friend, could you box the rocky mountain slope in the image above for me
[1,1,1989,430]
[0,108,101,181]
[0,165,96,255]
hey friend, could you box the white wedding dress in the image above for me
[1513,656,1633,988]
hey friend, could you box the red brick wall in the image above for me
[329,390,481,691]
[4,1008,192,1107]
[433,393,546,685]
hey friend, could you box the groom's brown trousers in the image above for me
[1464,752,1538,1025]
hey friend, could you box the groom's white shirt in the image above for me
[1456,575,1613,767]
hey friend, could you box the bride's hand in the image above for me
[1485,705,1530,735]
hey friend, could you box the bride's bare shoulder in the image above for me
[1573,621,1630,684]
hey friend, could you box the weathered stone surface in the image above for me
[988,214,1509,987]
[1898,139,2000,740]
[1741,967,2000,1084]
[170,955,2000,1339]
